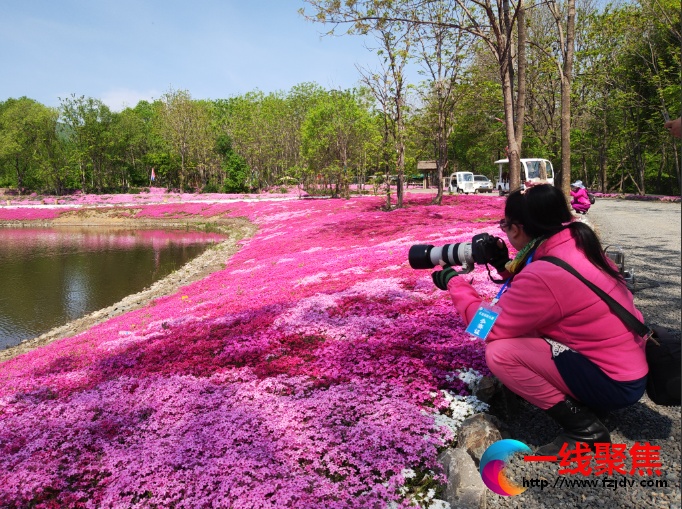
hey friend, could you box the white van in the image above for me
[448,172,476,194]
[494,158,554,194]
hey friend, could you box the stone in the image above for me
[473,376,497,403]
[437,448,487,509]
[453,488,487,509]
[487,383,519,420]
[472,376,518,420]
[457,413,503,467]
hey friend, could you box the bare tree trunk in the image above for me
[180,151,185,191]
[385,159,391,209]
[598,151,605,193]
[432,110,446,205]
[396,150,405,207]
[657,145,665,195]
[80,161,86,192]
[600,119,607,193]
[514,0,527,157]
[503,0,515,116]
[502,66,522,191]
[559,0,576,201]
[396,109,406,207]
[15,157,23,195]
[638,145,646,195]
[673,141,681,195]
[583,154,588,184]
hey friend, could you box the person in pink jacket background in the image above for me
[431,185,647,455]
[570,180,591,213]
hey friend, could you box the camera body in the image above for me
[408,233,504,271]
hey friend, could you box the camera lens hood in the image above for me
[408,244,435,269]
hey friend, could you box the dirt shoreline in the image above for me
[0,213,257,363]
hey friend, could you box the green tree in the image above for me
[156,88,212,190]
[59,95,115,192]
[0,97,56,193]
[215,134,249,193]
[301,89,373,198]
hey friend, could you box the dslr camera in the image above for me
[408,233,505,273]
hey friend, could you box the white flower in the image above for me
[447,368,483,392]
[430,390,489,436]
[401,468,416,479]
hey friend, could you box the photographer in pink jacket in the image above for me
[432,185,647,455]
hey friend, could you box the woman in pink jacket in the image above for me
[570,180,591,213]
[431,185,647,455]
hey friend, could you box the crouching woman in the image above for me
[432,185,647,454]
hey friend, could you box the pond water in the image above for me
[0,227,224,349]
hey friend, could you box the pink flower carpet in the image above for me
[0,195,506,508]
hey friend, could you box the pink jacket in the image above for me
[571,187,591,206]
[447,228,648,382]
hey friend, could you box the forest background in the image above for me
[0,0,679,199]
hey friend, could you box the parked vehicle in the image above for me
[448,172,476,194]
[473,175,493,193]
[494,158,555,194]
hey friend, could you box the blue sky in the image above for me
[0,0,378,110]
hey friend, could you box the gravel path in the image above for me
[589,200,681,331]
[488,199,681,509]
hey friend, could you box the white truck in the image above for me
[448,172,476,194]
[494,158,554,195]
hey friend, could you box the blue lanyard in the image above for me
[493,251,535,304]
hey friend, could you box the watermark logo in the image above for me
[479,439,531,496]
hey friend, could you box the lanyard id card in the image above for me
[465,302,503,340]
[466,250,535,340]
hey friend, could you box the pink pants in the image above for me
[485,337,576,410]
[572,202,590,213]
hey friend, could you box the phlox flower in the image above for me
[0,194,505,508]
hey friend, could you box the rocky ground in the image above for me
[485,199,681,509]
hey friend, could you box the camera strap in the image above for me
[485,264,507,284]
[539,256,655,342]
[491,252,536,304]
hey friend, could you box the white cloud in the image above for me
[100,88,160,111]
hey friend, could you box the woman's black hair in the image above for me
[505,185,622,280]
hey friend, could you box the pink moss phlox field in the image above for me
[0,195,506,508]
[0,208,71,221]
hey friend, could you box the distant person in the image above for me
[664,117,681,138]
[570,181,591,214]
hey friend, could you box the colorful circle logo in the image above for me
[479,439,531,496]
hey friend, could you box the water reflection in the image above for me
[0,227,224,349]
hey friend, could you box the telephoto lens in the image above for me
[408,242,474,269]
[408,233,503,270]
